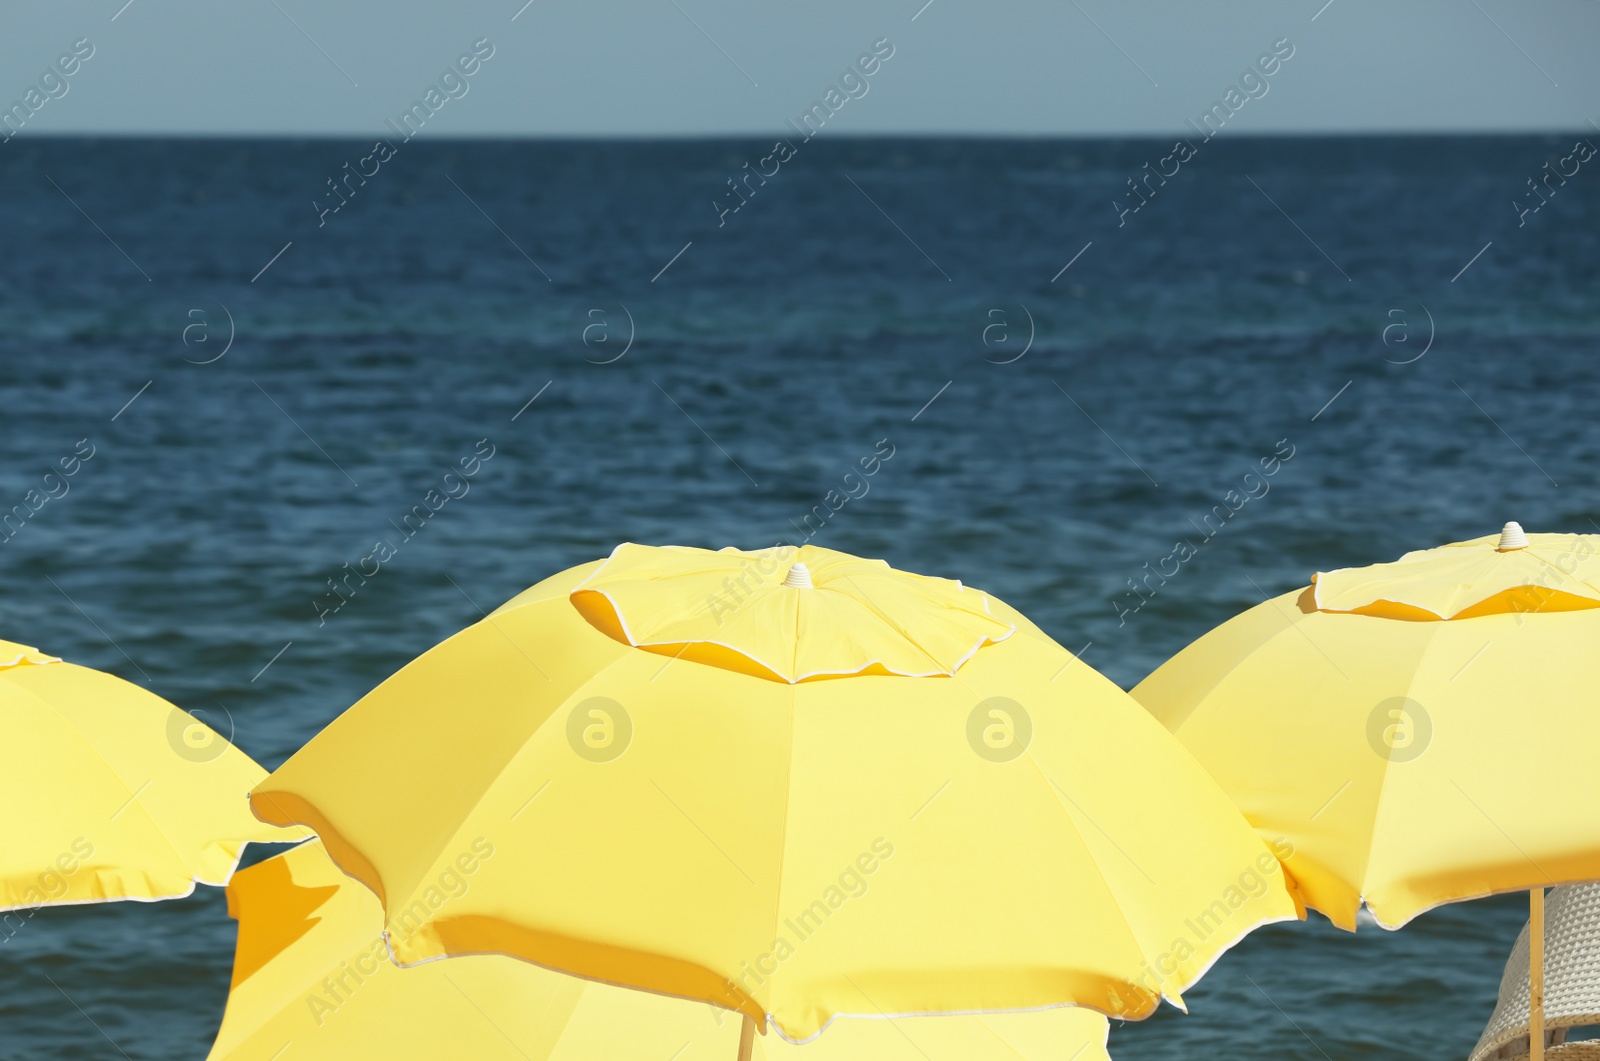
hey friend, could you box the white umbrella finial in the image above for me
[783,562,813,588]
[1498,522,1529,551]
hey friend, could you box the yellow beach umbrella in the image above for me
[253,543,1298,1041]
[208,838,1115,1061]
[1132,524,1600,1061]
[1,638,305,916]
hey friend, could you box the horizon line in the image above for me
[4,126,1597,144]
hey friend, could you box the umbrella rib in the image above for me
[404,653,632,909]
[1031,761,1169,1003]
[789,571,802,679]
[1358,618,1447,907]
[22,682,196,881]
[1026,766,1176,1012]
[1243,576,1349,680]
[1448,778,1556,887]
[1048,779,1157,886]
[764,683,801,997]
[445,575,550,680]
[649,779,757,886]
[838,574,950,673]
[1030,768,1171,1011]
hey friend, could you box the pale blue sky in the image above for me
[2,1,1596,138]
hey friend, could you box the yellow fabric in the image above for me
[1134,571,1600,930]
[1,644,306,911]
[0,638,61,668]
[255,547,1298,1039]
[1314,532,1600,619]
[208,839,1114,1061]
[568,542,1015,682]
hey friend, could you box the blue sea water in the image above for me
[0,133,1596,1058]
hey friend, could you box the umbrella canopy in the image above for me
[1132,524,1600,930]
[253,543,1298,1039]
[208,838,1116,1061]
[1,638,304,915]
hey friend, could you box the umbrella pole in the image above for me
[737,1013,756,1061]
[1531,886,1545,1061]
